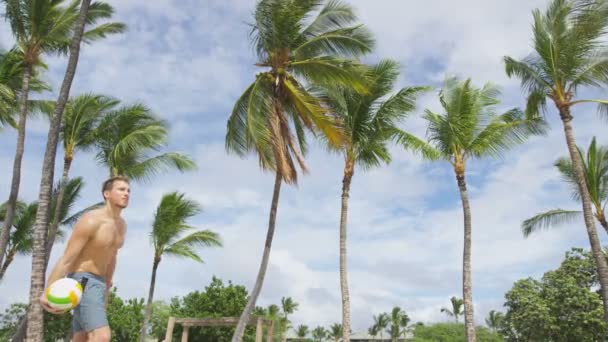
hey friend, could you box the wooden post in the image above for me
[181,326,189,342]
[255,317,263,342]
[266,319,274,342]
[164,316,176,342]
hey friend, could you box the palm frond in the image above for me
[392,128,441,161]
[124,152,196,182]
[225,75,274,166]
[82,22,126,43]
[468,108,547,159]
[169,230,222,250]
[12,202,37,254]
[152,192,202,250]
[52,177,85,225]
[283,77,344,148]
[290,57,369,94]
[293,25,373,59]
[503,56,552,94]
[163,244,203,263]
[301,0,358,36]
[374,86,431,125]
[522,209,582,237]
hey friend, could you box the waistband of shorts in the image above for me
[67,271,106,283]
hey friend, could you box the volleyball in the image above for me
[46,278,83,311]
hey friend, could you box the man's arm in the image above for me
[104,252,117,309]
[46,213,96,286]
[41,212,96,314]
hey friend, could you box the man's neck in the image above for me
[104,203,123,219]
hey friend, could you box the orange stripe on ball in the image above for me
[69,291,78,307]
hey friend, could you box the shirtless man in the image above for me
[40,176,129,342]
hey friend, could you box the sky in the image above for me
[1,0,608,333]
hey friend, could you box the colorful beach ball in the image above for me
[46,278,83,311]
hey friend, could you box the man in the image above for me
[41,176,129,342]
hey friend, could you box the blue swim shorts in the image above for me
[67,272,108,332]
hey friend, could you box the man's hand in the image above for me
[39,292,66,315]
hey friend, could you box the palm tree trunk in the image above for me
[559,107,608,322]
[0,63,32,269]
[44,157,72,272]
[456,173,476,342]
[141,258,161,342]
[232,170,282,342]
[340,159,354,342]
[11,311,27,342]
[0,250,15,280]
[25,1,91,340]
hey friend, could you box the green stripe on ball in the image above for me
[47,293,73,305]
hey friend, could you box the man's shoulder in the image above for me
[76,209,104,227]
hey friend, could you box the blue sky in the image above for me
[1,0,608,332]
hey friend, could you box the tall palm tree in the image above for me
[0,0,125,272]
[373,313,389,341]
[26,1,125,339]
[329,323,342,342]
[140,192,222,342]
[94,103,196,180]
[44,94,118,269]
[324,60,428,342]
[440,296,464,323]
[295,324,309,340]
[388,306,409,342]
[523,137,608,235]
[504,0,608,321]
[0,177,83,280]
[225,1,373,340]
[281,297,299,341]
[485,310,504,333]
[410,77,544,341]
[311,326,327,342]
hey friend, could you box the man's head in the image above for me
[101,176,130,209]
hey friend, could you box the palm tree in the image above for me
[281,297,299,341]
[295,324,309,340]
[410,77,544,342]
[387,307,409,342]
[264,304,281,341]
[44,94,118,269]
[94,103,196,180]
[225,1,373,340]
[0,0,125,272]
[485,310,504,333]
[504,0,608,321]
[373,313,389,341]
[0,177,83,280]
[323,59,428,342]
[523,137,608,236]
[140,192,222,341]
[329,323,342,342]
[25,1,125,339]
[0,48,53,132]
[441,296,464,323]
[311,326,327,342]
[0,201,32,279]
[367,324,379,341]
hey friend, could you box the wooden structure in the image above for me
[163,316,275,342]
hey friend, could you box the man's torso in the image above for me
[70,209,125,277]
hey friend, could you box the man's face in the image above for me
[104,180,130,209]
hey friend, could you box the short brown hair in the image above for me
[101,176,129,199]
